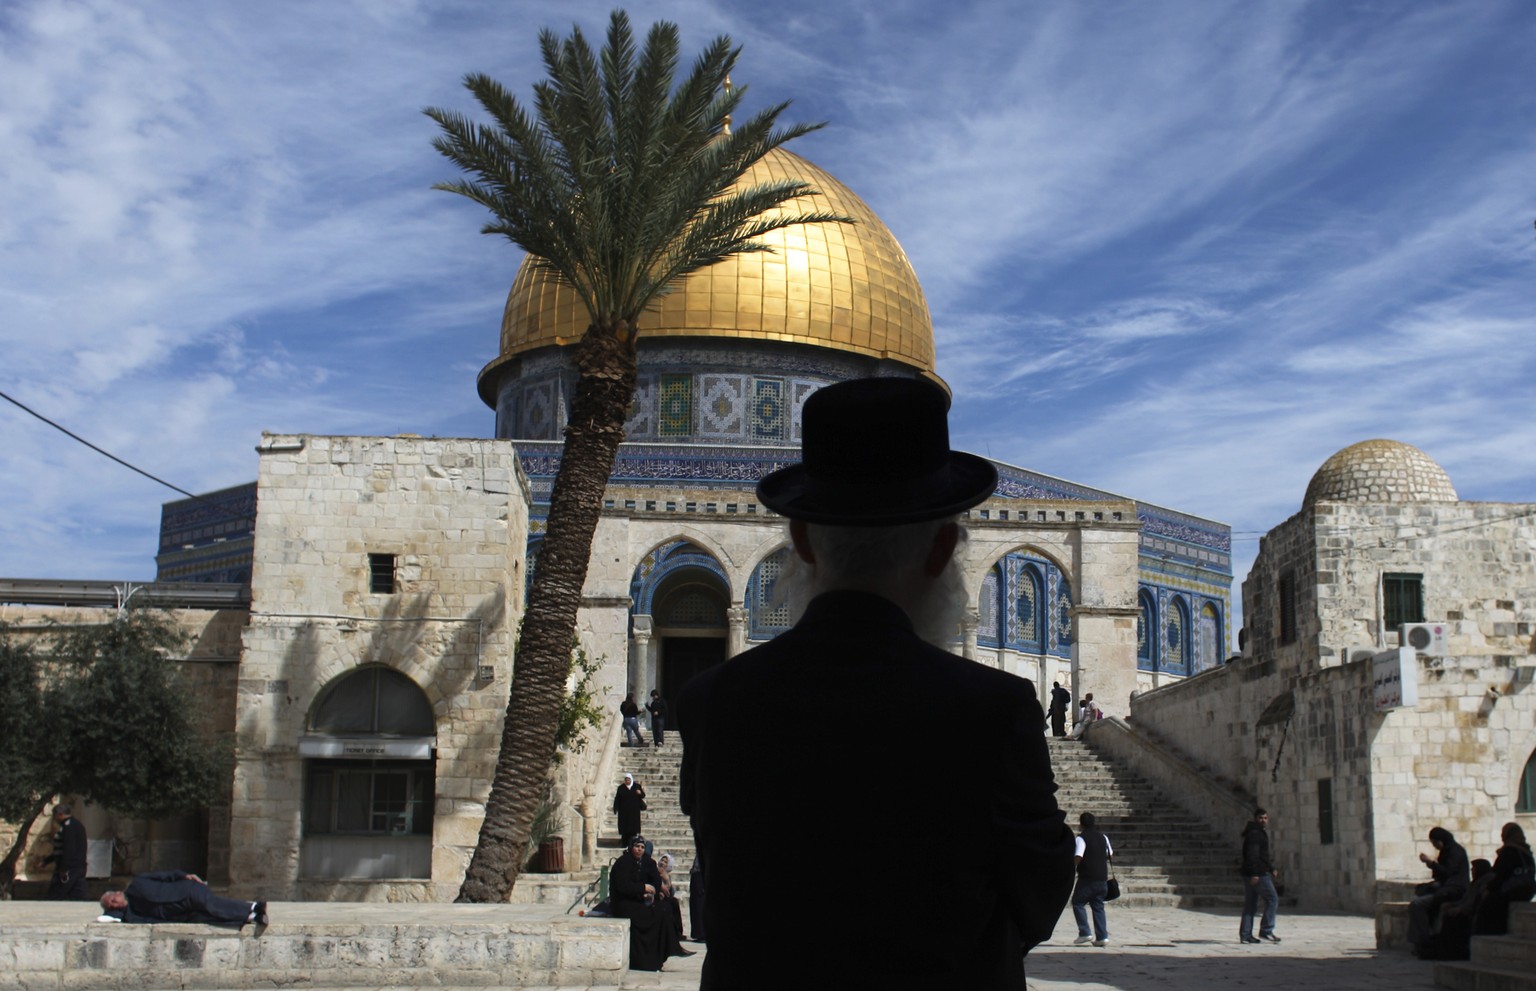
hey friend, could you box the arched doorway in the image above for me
[653,569,729,702]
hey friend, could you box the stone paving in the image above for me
[605,905,1443,991]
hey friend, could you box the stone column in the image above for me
[630,616,652,698]
[726,606,748,658]
[962,607,979,662]
[1070,523,1140,715]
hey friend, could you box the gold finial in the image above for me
[722,74,732,136]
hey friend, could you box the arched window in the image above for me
[1199,602,1222,673]
[1138,590,1157,670]
[1165,598,1190,675]
[302,667,435,880]
[1013,565,1043,652]
[1519,749,1536,814]
[747,547,794,640]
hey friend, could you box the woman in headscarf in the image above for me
[1475,822,1535,936]
[1409,826,1470,948]
[610,836,689,971]
[613,773,646,846]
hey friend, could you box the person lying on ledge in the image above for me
[100,870,267,927]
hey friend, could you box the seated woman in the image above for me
[1474,822,1536,937]
[655,851,687,951]
[609,836,688,971]
[1418,859,1492,959]
[1409,826,1470,948]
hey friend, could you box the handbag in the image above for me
[1105,874,1121,901]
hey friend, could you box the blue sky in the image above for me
[3,0,1533,629]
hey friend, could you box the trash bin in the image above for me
[537,837,565,873]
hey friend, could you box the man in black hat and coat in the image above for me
[678,377,1074,991]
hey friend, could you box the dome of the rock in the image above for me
[477,147,935,407]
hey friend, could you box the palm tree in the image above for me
[426,9,849,902]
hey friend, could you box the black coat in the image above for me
[678,590,1074,991]
[1241,821,1273,876]
[613,783,646,840]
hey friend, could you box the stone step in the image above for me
[1433,961,1536,991]
[1470,934,1536,970]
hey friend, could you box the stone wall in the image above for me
[1130,495,1536,912]
[230,434,527,901]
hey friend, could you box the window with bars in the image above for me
[368,553,396,594]
[1383,573,1424,628]
[1518,750,1535,814]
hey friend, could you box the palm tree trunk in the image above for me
[457,325,637,903]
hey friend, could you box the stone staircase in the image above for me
[1434,902,1536,991]
[1052,736,1255,908]
[602,736,1252,910]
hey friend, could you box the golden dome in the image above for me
[1303,439,1458,508]
[481,148,935,388]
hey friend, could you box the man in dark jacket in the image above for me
[100,871,266,927]
[646,690,669,746]
[1239,808,1281,943]
[678,378,1074,991]
[43,804,88,900]
[1050,682,1071,737]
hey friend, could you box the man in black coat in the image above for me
[100,871,266,927]
[43,803,89,900]
[678,378,1075,991]
[1050,682,1071,737]
[646,690,669,746]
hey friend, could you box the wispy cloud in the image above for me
[2,0,1533,642]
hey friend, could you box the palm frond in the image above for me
[427,10,850,332]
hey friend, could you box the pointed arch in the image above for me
[1164,596,1190,676]
[1138,589,1158,671]
[1198,601,1223,673]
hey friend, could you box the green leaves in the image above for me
[0,613,229,824]
[424,8,851,336]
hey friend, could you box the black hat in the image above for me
[756,377,998,526]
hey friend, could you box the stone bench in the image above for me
[0,901,627,990]
[1375,901,1411,950]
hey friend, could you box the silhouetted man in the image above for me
[679,378,1074,990]
[43,804,88,900]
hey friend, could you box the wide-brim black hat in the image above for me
[756,377,998,526]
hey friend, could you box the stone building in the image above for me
[1121,439,1536,911]
[4,147,1233,901]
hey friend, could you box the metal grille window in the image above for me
[305,762,433,836]
[368,553,396,594]
[1519,750,1536,814]
[1383,573,1424,628]
[1318,778,1334,845]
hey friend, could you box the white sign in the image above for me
[297,735,435,759]
[1372,647,1419,711]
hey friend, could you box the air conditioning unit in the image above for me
[1346,646,1379,665]
[1400,622,1449,657]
